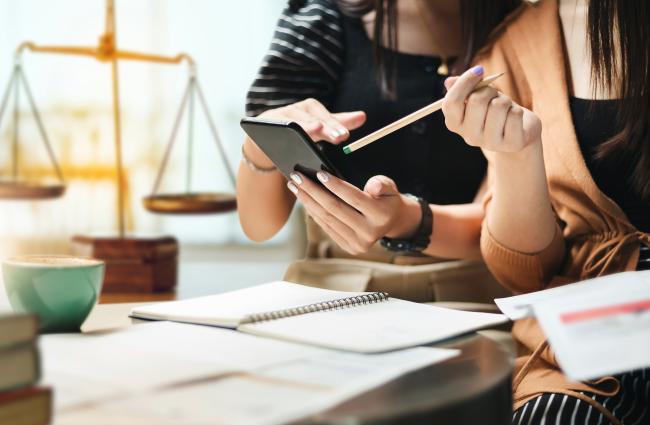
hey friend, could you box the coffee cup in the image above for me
[2,255,104,333]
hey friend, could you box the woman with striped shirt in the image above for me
[238,0,520,297]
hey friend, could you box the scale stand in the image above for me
[8,0,235,294]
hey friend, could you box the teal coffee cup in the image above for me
[2,255,105,333]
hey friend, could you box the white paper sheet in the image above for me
[494,271,650,320]
[242,298,507,352]
[533,272,650,381]
[55,346,459,425]
[55,375,336,425]
[42,321,326,410]
[256,346,459,398]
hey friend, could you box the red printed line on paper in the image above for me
[560,299,650,324]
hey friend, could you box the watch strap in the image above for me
[380,196,432,253]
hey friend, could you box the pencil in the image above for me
[342,72,505,155]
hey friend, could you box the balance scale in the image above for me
[0,0,237,293]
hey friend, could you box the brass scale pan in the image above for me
[0,181,65,200]
[143,192,236,214]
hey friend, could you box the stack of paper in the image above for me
[45,321,458,424]
[41,321,326,410]
[56,347,458,425]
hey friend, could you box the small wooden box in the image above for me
[71,235,179,294]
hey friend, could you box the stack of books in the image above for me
[0,313,51,425]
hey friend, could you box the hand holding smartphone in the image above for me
[240,117,344,183]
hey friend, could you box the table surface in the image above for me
[1,257,514,424]
[74,302,514,424]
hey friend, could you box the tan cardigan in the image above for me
[475,0,650,421]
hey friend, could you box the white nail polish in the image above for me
[329,129,340,140]
[317,171,329,183]
[287,181,298,194]
[290,173,302,185]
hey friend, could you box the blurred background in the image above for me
[0,0,305,284]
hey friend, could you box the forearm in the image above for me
[425,203,483,259]
[487,140,557,253]
[389,198,483,260]
[236,138,295,241]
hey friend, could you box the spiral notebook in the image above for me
[130,281,507,353]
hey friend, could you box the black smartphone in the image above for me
[240,117,343,182]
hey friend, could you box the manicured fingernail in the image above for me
[316,171,329,183]
[472,65,484,76]
[290,172,302,185]
[287,181,298,194]
[337,128,348,137]
[329,129,340,139]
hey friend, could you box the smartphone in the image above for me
[240,117,343,182]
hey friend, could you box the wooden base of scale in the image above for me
[71,235,178,294]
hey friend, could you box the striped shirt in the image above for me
[246,0,344,116]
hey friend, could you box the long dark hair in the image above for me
[334,0,521,98]
[589,0,650,200]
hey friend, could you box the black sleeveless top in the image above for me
[570,96,650,234]
[321,16,486,203]
[247,0,486,205]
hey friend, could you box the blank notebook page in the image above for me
[239,298,507,353]
[130,281,369,328]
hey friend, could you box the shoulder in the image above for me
[281,0,343,32]
[245,0,345,115]
[264,0,345,78]
[272,0,344,63]
[474,0,556,108]
[286,0,340,15]
[476,0,557,63]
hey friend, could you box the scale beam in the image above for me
[16,42,195,67]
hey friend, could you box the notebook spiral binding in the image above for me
[241,292,390,325]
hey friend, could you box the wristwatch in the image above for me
[380,195,433,253]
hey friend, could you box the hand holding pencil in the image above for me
[443,65,541,154]
[342,71,505,154]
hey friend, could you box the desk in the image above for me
[68,303,513,425]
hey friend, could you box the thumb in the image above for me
[332,111,367,131]
[364,175,399,198]
[444,76,460,91]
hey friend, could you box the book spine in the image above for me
[0,314,38,351]
[241,292,389,325]
[0,344,40,392]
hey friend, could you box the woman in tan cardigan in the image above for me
[442,0,650,423]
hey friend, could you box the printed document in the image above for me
[494,271,650,320]
[533,272,650,380]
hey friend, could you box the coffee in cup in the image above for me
[2,255,105,333]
